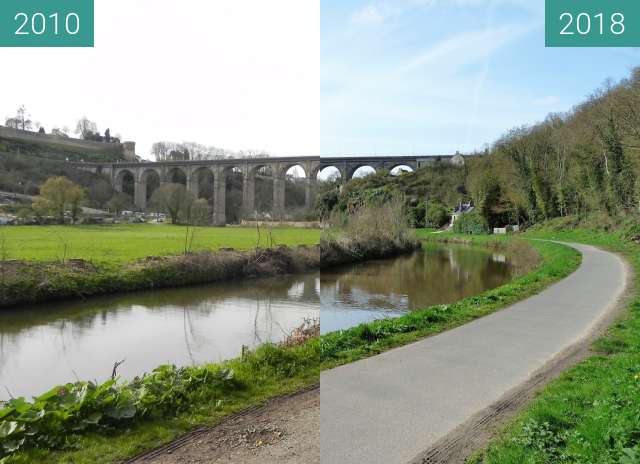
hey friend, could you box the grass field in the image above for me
[0,225,320,264]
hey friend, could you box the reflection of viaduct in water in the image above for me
[72,155,464,225]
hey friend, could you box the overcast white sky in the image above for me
[2,0,320,160]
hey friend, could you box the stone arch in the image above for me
[114,169,135,198]
[167,167,187,185]
[389,164,415,176]
[317,166,343,181]
[190,167,215,200]
[349,165,377,179]
[283,164,308,210]
[140,169,161,205]
[223,166,245,224]
[280,163,308,179]
[248,164,275,216]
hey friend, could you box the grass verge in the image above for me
[470,219,640,464]
[320,234,581,368]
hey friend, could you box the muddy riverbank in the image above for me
[0,245,319,308]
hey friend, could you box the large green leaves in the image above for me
[0,364,239,457]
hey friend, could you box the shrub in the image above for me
[453,212,489,235]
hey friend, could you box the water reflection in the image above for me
[0,274,319,399]
[320,244,515,334]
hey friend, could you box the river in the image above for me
[0,243,515,398]
[320,243,515,334]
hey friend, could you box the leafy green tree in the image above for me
[35,176,86,224]
[150,183,195,224]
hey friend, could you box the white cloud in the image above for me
[402,23,533,75]
[350,0,541,28]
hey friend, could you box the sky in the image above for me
[2,0,320,160]
[4,1,639,162]
[321,0,640,156]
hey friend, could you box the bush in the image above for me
[427,201,451,228]
[453,212,489,234]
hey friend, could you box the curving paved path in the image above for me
[320,243,628,464]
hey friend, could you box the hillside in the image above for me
[0,126,129,163]
[0,152,116,208]
[320,66,640,230]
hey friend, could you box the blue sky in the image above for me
[321,0,640,156]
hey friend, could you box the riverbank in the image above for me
[0,235,579,463]
[320,235,421,268]
[470,218,640,464]
[320,236,581,368]
[0,245,319,307]
[0,236,526,463]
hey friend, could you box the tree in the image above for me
[107,192,133,216]
[86,178,114,208]
[36,177,86,224]
[4,118,19,129]
[75,117,98,140]
[104,128,111,143]
[150,183,195,224]
[16,105,32,130]
[190,198,210,225]
[51,127,69,138]
[38,127,45,134]
[67,186,85,223]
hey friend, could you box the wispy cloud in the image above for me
[350,0,540,27]
[401,23,534,75]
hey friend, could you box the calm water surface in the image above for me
[0,274,319,398]
[1,243,515,399]
[321,244,515,334]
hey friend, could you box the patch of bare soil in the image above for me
[126,387,319,464]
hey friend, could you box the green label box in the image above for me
[0,0,94,47]
[546,0,640,47]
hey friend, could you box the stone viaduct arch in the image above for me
[89,157,321,225]
[74,155,460,225]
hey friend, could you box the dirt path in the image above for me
[127,387,319,464]
[321,243,629,464]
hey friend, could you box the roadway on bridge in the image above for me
[320,243,628,464]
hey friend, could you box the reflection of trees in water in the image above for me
[321,247,515,311]
[0,273,320,345]
[252,297,288,345]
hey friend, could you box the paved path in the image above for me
[320,243,628,464]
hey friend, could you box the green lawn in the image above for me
[0,225,320,264]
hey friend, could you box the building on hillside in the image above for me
[450,202,474,226]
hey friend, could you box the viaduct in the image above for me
[73,154,464,225]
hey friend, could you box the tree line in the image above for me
[318,67,640,229]
[151,141,271,162]
[3,105,121,144]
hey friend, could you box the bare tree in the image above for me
[75,117,98,140]
[5,105,33,131]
